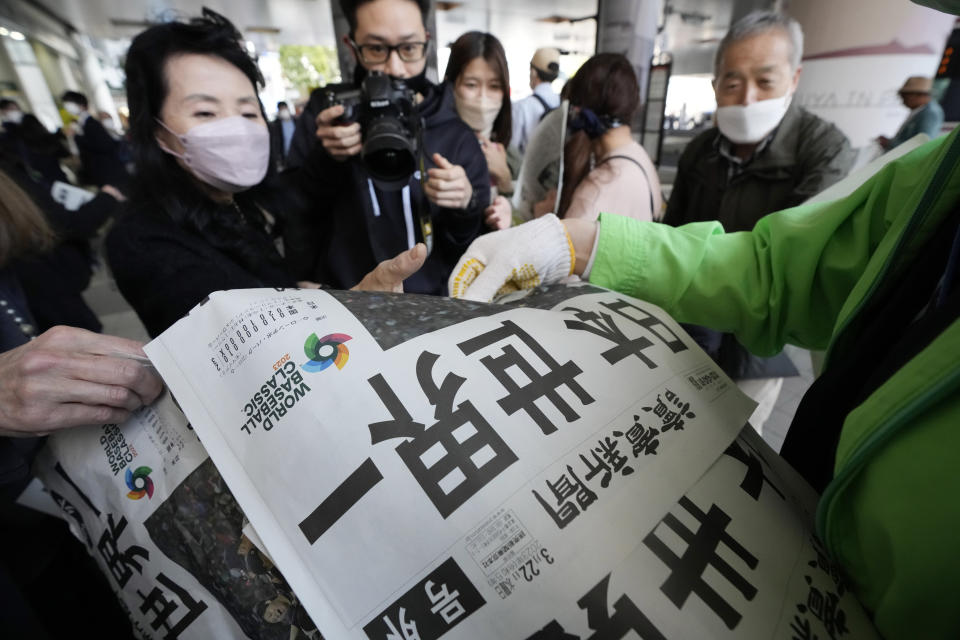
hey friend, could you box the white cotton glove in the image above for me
[449,213,575,302]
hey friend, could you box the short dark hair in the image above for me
[0,99,19,111]
[444,31,512,146]
[277,101,289,110]
[61,90,88,108]
[339,0,430,37]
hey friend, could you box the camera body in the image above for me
[321,72,421,189]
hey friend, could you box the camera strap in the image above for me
[417,151,434,255]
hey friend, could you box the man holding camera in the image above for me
[287,0,489,295]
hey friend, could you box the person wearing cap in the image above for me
[511,47,561,154]
[878,76,945,150]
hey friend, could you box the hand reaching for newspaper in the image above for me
[0,326,164,436]
[353,243,427,293]
[449,214,589,302]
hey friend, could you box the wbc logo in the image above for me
[125,466,154,500]
[302,333,352,373]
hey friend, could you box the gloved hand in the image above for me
[448,214,574,302]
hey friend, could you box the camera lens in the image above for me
[363,118,416,189]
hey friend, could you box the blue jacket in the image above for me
[889,99,945,149]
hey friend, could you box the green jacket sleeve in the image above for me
[588,134,954,356]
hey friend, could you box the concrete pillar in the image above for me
[596,0,661,106]
[0,34,61,131]
[71,32,119,123]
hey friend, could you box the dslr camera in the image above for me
[321,72,422,189]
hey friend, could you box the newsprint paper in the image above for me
[34,284,880,639]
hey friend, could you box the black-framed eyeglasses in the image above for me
[349,39,429,64]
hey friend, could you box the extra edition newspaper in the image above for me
[34,284,880,639]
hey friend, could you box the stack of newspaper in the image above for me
[35,284,876,639]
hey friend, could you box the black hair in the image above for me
[123,8,291,275]
[0,99,18,111]
[61,90,88,108]
[558,53,639,217]
[277,101,289,109]
[444,31,512,146]
[339,0,430,37]
[18,113,66,157]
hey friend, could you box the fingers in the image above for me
[448,257,486,299]
[425,161,471,209]
[101,185,126,202]
[36,328,161,400]
[484,197,512,230]
[382,243,427,287]
[426,166,465,183]
[353,244,427,293]
[39,350,163,407]
[424,184,467,207]
[316,106,362,158]
[317,104,345,126]
[43,405,134,433]
[432,153,454,169]
[459,260,515,302]
[423,181,469,209]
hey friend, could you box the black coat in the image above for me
[268,118,296,171]
[106,201,296,338]
[285,81,489,295]
[4,159,119,333]
[75,115,128,188]
[663,104,853,232]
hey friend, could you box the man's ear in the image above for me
[790,65,802,93]
[343,34,358,62]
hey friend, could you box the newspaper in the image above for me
[34,284,880,638]
[50,180,96,210]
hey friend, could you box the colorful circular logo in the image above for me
[303,333,352,372]
[125,466,154,500]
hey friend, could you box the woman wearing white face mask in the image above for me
[105,9,427,338]
[444,31,517,231]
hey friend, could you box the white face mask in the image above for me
[454,94,501,140]
[715,93,792,145]
[278,109,291,121]
[2,110,23,125]
[63,102,82,116]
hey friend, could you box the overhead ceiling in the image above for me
[14,0,744,77]
[34,0,338,47]
[28,0,606,47]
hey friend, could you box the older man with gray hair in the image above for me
[663,11,854,384]
[664,10,853,233]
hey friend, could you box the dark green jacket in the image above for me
[664,103,854,232]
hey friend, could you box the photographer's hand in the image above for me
[424,153,473,210]
[315,104,362,160]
